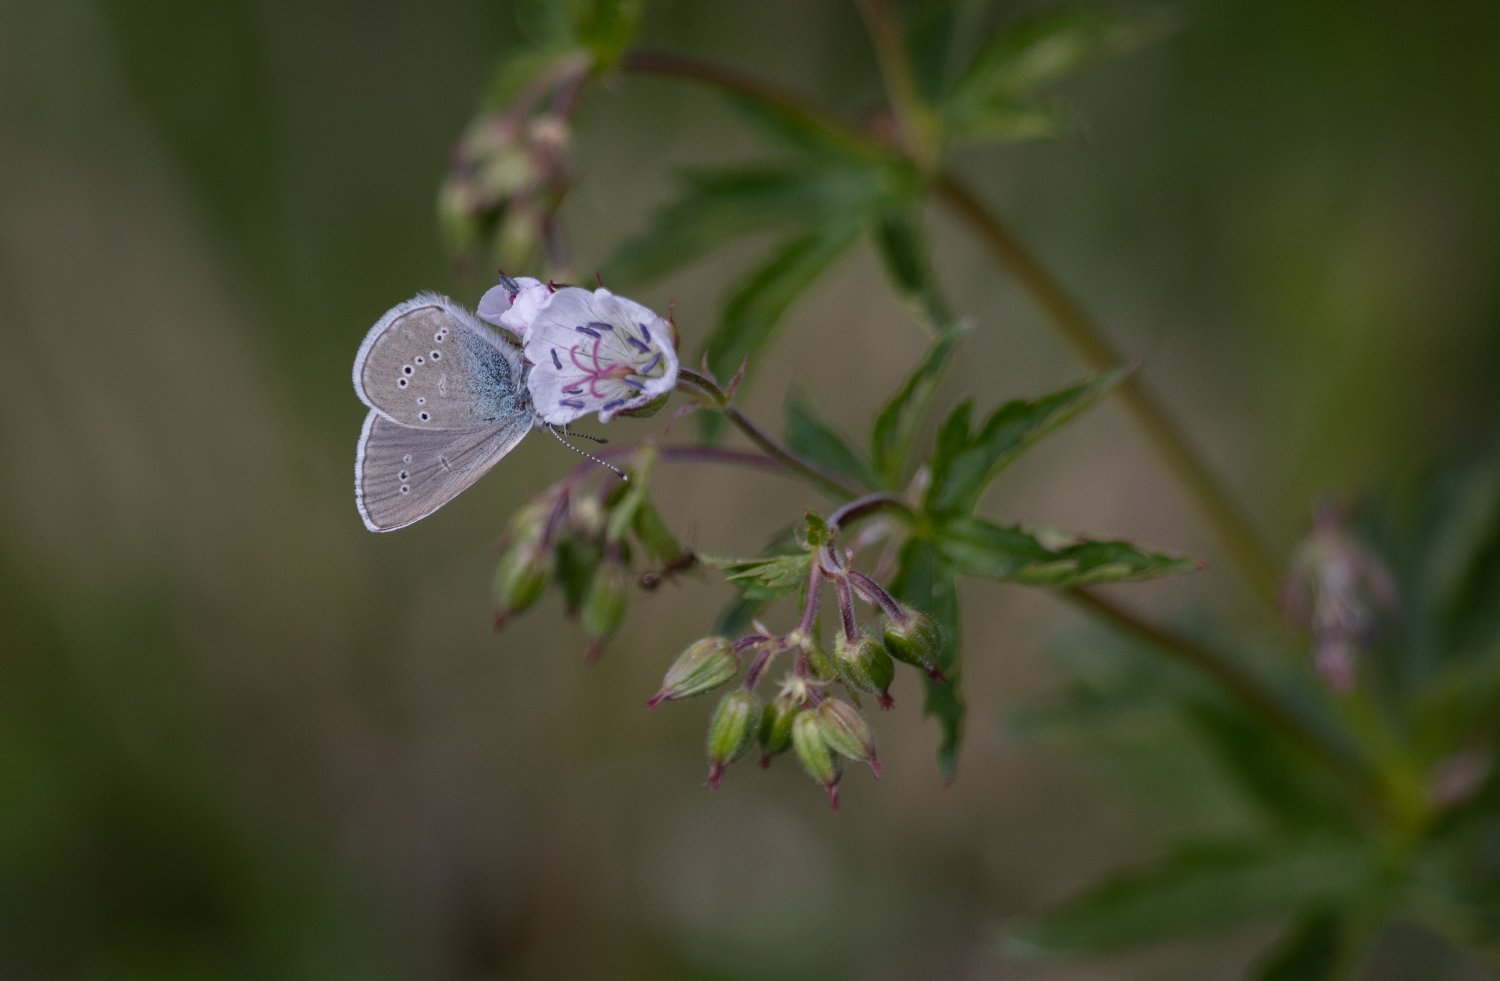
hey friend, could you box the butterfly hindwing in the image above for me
[355,411,533,532]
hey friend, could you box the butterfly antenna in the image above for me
[545,425,627,480]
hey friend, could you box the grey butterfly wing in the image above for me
[353,292,529,430]
[355,411,532,532]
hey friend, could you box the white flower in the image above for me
[522,286,678,425]
[476,275,551,340]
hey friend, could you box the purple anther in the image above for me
[559,398,586,409]
[638,323,652,343]
[563,385,584,395]
[549,349,562,370]
[586,320,615,334]
[601,398,626,412]
[575,324,602,338]
[626,336,650,353]
[640,352,662,375]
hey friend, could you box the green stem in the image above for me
[935,173,1280,603]
[1063,586,1385,816]
[676,368,861,499]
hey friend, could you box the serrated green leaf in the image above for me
[949,98,1078,144]
[871,209,954,330]
[701,223,864,401]
[1252,912,1353,981]
[936,516,1195,586]
[889,537,964,779]
[951,8,1174,105]
[942,9,1174,145]
[723,94,893,165]
[786,393,878,490]
[1006,838,1378,956]
[926,367,1128,517]
[711,528,802,632]
[871,328,965,488]
[602,167,833,285]
[1182,698,1345,830]
[702,552,812,600]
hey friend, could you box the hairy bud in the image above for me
[833,632,896,709]
[492,542,553,628]
[791,710,843,810]
[705,690,762,790]
[883,606,945,680]
[815,698,881,777]
[648,637,739,708]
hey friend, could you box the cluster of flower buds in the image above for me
[438,50,595,274]
[648,531,946,808]
[492,446,694,660]
[1281,498,1400,693]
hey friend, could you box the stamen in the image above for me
[559,398,586,409]
[550,349,562,370]
[623,378,645,390]
[626,336,650,353]
[601,398,626,412]
[575,324,602,339]
[586,320,615,334]
[563,385,584,395]
[640,352,662,375]
[638,323,651,344]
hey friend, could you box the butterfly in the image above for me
[352,293,537,532]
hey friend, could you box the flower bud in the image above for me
[647,637,739,708]
[705,689,762,790]
[834,632,895,709]
[580,560,628,640]
[791,710,843,810]
[758,688,803,764]
[883,606,945,681]
[815,698,881,777]
[568,494,607,539]
[438,111,570,270]
[492,541,553,628]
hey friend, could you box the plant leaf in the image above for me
[1006,838,1378,955]
[723,93,892,165]
[870,209,955,330]
[701,223,864,403]
[889,537,964,779]
[947,9,1175,130]
[1252,911,1353,981]
[602,166,832,285]
[701,552,812,601]
[936,516,1195,586]
[786,393,879,490]
[871,327,965,488]
[925,367,1128,517]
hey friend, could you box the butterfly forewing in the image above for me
[353,292,528,430]
[355,411,532,532]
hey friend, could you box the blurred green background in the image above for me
[2,0,1497,978]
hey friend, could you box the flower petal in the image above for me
[522,286,679,425]
[477,276,549,339]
